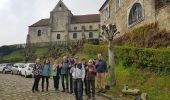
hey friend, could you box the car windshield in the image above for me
[29,64,35,68]
[7,64,13,67]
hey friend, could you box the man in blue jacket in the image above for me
[95,53,107,93]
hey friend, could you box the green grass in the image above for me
[34,47,49,58]
[2,49,24,62]
[76,52,170,100]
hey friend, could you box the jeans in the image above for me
[53,76,60,90]
[87,80,95,98]
[82,78,88,95]
[32,75,41,91]
[61,74,69,91]
[69,73,73,92]
[74,79,83,100]
[41,76,49,91]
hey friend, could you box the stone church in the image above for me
[100,0,170,35]
[27,0,100,45]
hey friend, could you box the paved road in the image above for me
[0,74,111,100]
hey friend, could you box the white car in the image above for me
[11,63,25,75]
[21,63,35,78]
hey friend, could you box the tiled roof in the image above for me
[71,14,100,24]
[29,19,49,27]
[29,14,100,27]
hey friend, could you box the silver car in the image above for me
[1,63,13,74]
[11,63,25,75]
[0,63,7,73]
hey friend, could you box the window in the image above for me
[128,3,143,26]
[102,5,110,21]
[89,32,93,38]
[82,26,85,30]
[74,27,77,30]
[57,34,61,39]
[73,33,77,39]
[89,25,93,29]
[37,30,41,36]
[115,0,120,11]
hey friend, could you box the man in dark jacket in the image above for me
[69,56,75,94]
[95,53,107,93]
[61,56,70,92]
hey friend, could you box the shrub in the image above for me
[83,44,170,69]
[113,23,170,48]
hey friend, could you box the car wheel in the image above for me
[17,71,19,75]
[11,71,13,75]
[25,72,27,78]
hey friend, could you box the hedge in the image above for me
[83,44,170,68]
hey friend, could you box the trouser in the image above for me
[53,76,60,90]
[82,78,88,95]
[61,74,69,90]
[87,80,95,98]
[32,75,41,91]
[69,73,73,92]
[97,73,106,91]
[41,76,49,91]
[74,79,83,100]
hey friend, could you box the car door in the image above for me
[14,65,19,74]
[21,65,27,75]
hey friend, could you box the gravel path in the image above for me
[0,74,111,100]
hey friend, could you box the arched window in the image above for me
[128,3,143,25]
[37,30,41,36]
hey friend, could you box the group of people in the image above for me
[31,53,107,100]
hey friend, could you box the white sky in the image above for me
[0,0,105,46]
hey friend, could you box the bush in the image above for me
[113,23,170,48]
[83,44,170,69]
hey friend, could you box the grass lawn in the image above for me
[2,49,24,62]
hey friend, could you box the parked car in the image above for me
[21,63,35,78]
[0,63,8,73]
[11,63,25,75]
[1,63,13,74]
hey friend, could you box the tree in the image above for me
[100,24,119,86]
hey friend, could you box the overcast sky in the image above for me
[0,0,105,46]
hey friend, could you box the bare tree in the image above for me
[100,24,119,86]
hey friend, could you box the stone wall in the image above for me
[156,5,170,32]
[28,26,50,43]
[100,0,156,35]
[69,22,100,40]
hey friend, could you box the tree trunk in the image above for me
[108,41,116,86]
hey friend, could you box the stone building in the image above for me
[99,0,170,36]
[27,0,100,45]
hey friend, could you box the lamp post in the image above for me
[100,24,119,86]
